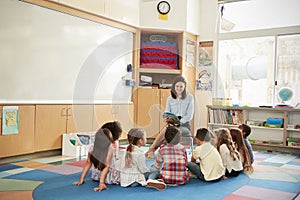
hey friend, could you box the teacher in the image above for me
[146,75,194,159]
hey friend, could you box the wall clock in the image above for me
[157,1,170,15]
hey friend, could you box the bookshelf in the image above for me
[206,105,300,151]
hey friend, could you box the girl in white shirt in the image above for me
[215,128,243,178]
[120,128,150,187]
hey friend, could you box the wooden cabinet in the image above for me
[93,104,134,140]
[135,88,170,138]
[67,105,94,133]
[35,104,95,152]
[0,103,133,157]
[0,105,35,158]
[35,105,68,152]
[207,105,300,151]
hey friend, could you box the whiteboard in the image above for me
[0,0,133,103]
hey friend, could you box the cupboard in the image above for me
[0,103,133,158]
[135,88,170,138]
[0,105,35,158]
[35,104,94,152]
[93,104,134,140]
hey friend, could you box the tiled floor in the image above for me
[0,149,299,200]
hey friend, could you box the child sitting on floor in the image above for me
[230,128,253,173]
[215,128,243,178]
[121,128,152,187]
[147,125,189,188]
[73,121,122,191]
[238,124,254,164]
[187,128,225,182]
[73,128,114,191]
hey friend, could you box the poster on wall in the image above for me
[197,41,213,91]
[2,106,19,135]
[186,39,196,67]
[196,68,212,91]
[198,41,213,66]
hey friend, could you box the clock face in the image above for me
[157,1,170,15]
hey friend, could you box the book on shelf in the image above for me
[209,109,243,125]
[264,124,282,128]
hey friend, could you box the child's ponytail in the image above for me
[125,135,134,168]
[124,128,146,168]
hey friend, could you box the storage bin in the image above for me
[62,132,96,157]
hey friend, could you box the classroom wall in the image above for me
[48,0,140,27]
[194,0,218,129]
[140,0,201,35]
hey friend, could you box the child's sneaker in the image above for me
[146,179,166,190]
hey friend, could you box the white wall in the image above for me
[140,0,187,31]
[186,0,201,35]
[194,0,218,130]
[198,0,218,41]
[55,0,140,27]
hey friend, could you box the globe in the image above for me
[278,87,293,103]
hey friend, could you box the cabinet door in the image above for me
[93,105,115,131]
[113,104,134,140]
[66,105,94,133]
[93,104,134,140]
[136,88,160,138]
[0,106,35,158]
[159,89,170,130]
[35,105,67,152]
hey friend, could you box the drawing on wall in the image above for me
[198,41,213,66]
[2,106,19,135]
[196,69,212,91]
[186,39,195,67]
[197,41,213,91]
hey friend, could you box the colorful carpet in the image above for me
[0,151,299,200]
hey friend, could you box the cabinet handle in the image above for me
[67,107,72,116]
[61,108,67,117]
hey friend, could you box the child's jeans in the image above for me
[145,170,160,180]
[187,162,205,180]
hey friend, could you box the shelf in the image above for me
[287,128,300,132]
[139,68,181,74]
[208,123,238,127]
[207,105,300,112]
[249,126,284,131]
[206,105,300,151]
[251,142,284,147]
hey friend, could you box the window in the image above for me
[217,37,275,106]
[216,0,300,107]
[276,34,300,105]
